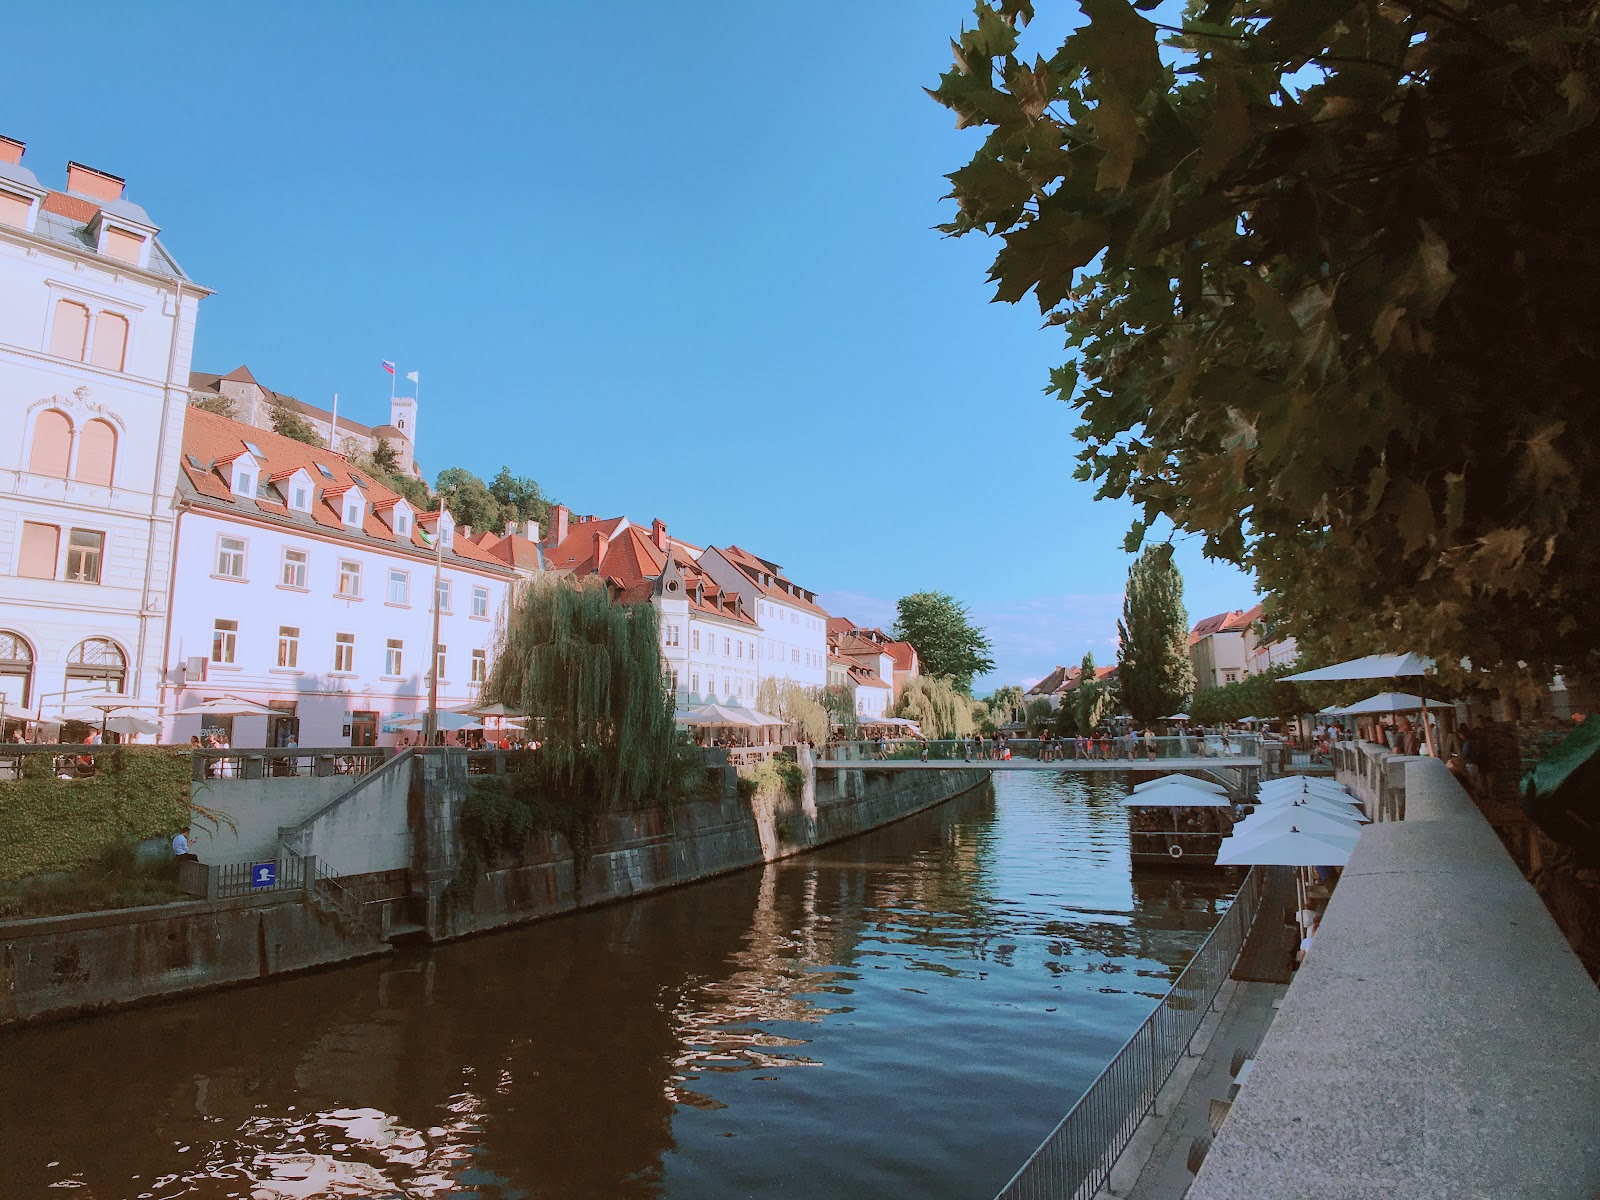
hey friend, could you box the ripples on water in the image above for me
[0,772,1238,1200]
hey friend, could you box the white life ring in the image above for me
[1169,844,1184,860]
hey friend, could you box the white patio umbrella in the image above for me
[1283,653,1434,682]
[1334,692,1454,717]
[1161,713,1191,722]
[1122,782,1231,808]
[684,704,760,727]
[389,711,480,732]
[1216,827,1356,867]
[1256,792,1368,820]
[1258,776,1355,799]
[1133,775,1228,796]
[181,695,277,717]
[103,714,161,738]
[1233,807,1366,842]
[455,701,524,719]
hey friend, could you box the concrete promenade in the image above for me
[1187,754,1600,1200]
[813,758,1259,773]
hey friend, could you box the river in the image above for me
[0,771,1240,1200]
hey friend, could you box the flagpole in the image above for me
[328,393,338,451]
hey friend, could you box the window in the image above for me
[17,522,59,579]
[736,640,742,659]
[216,536,245,579]
[471,649,487,684]
[291,483,310,511]
[664,624,679,648]
[337,559,362,598]
[89,312,128,371]
[49,300,89,361]
[692,629,700,651]
[68,420,118,489]
[102,228,144,265]
[233,465,255,497]
[212,619,238,664]
[691,672,700,693]
[394,508,411,537]
[344,501,362,526]
[333,632,355,673]
[791,647,800,664]
[435,578,452,612]
[0,189,31,229]
[723,638,731,656]
[64,529,103,583]
[280,547,307,589]
[387,569,410,605]
[385,639,404,676]
[472,586,488,618]
[277,626,300,668]
[433,644,447,681]
[28,409,72,478]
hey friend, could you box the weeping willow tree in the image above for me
[755,678,830,746]
[819,685,858,736]
[893,675,974,741]
[485,576,677,811]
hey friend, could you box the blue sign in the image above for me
[251,861,277,890]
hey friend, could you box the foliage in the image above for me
[933,1,1600,690]
[1116,545,1195,723]
[354,446,434,512]
[0,838,183,920]
[436,465,557,536]
[485,576,680,814]
[1073,651,1116,734]
[369,438,401,474]
[1025,697,1054,729]
[737,756,805,803]
[756,678,830,745]
[818,684,859,735]
[893,675,976,740]
[980,684,1027,733]
[0,748,191,883]
[269,397,322,446]
[891,591,995,695]
[190,394,236,419]
[1188,663,1298,725]
[490,467,554,527]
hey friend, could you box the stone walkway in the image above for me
[1101,979,1288,1200]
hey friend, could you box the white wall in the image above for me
[696,548,828,691]
[0,209,202,709]
[164,510,511,746]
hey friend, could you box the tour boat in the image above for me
[1123,776,1236,866]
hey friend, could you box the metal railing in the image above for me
[191,746,390,781]
[823,735,1262,764]
[994,867,1265,1200]
[213,853,307,899]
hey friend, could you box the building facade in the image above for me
[1189,609,1254,692]
[0,142,207,720]
[163,408,513,746]
[698,545,828,691]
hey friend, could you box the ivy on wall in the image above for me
[0,749,191,882]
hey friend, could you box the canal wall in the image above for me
[1188,751,1600,1200]
[422,749,990,940]
[0,891,387,1028]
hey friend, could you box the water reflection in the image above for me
[0,773,1237,1200]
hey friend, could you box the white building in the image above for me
[543,515,762,704]
[1189,608,1254,692]
[163,407,514,746]
[698,545,829,691]
[0,142,208,722]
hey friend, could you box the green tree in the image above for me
[891,591,995,695]
[756,678,830,746]
[190,395,236,419]
[931,2,1600,691]
[1073,651,1114,734]
[489,467,554,527]
[485,576,677,810]
[369,438,401,475]
[818,684,859,736]
[435,467,503,532]
[893,675,975,741]
[1116,546,1194,723]
[269,398,322,446]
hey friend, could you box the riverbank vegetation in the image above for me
[1117,546,1195,724]
[893,675,976,740]
[0,838,183,920]
[932,1,1600,693]
[757,679,830,745]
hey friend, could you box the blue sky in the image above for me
[4,1,1255,690]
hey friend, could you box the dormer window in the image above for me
[293,484,309,510]
[345,500,362,526]
[229,452,260,498]
[393,502,412,538]
[438,511,455,549]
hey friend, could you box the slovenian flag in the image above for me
[381,360,396,375]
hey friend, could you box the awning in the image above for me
[1123,782,1232,808]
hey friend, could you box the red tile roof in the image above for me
[883,641,918,672]
[708,544,828,616]
[177,407,509,575]
[553,521,756,626]
[41,190,100,223]
[1191,609,1257,642]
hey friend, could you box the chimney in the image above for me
[552,504,569,545]
[592,530,606,574]
[527,519,540,543]
[65,161,125,202]
[652,518,668,552]
[503,519,516,537]
[0,136,23,166]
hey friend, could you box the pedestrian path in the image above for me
[1105,979,1288,1200]
[1230,866,1297,985]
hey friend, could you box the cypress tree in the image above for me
[1116,546,1195,724]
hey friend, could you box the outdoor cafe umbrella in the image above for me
[1258,776,1357,799]
[181,695,277,717]
[1215,826,1357,867]
[1161,713,1191,722]
[1121,782,1232,808]
[456,702,525,719]
[1133,774,1228,796]
[1334,692,1454,717]
[1283,653,1435,683]
[684,704,760,727]
[1233,805,1367,842]
[390,711,480,733]
[102,714,161,738]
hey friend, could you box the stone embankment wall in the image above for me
[0,752,986,1029]
[422,749,989,940]
[0,892,386,1028]
[1189,750,1600,1200]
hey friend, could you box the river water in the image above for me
[0,772,1239,1200]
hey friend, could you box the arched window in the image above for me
[75,419,117,487]
[66,638,126,696]
[89,312,128,372]
[0,630,33,708]
[49,299,89,361]
[28,409,72,478]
